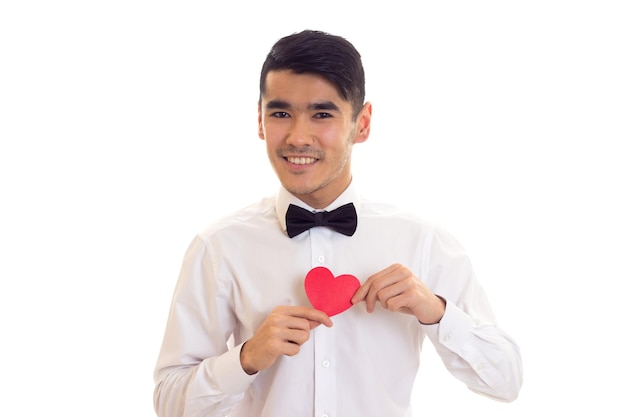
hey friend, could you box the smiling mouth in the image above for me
[286,156,318,165]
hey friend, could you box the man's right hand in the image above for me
[239,306,333,375]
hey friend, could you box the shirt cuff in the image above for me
[210,342,257,395]
[421,301,474,351]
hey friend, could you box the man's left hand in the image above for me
[351,263,445,324]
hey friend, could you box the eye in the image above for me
[314,112,333,119]
[271,111,290,118]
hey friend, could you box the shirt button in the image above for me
[443,334,451,342]
[321,414,329,417]
[322,360,330,368]
[318,255,325,263]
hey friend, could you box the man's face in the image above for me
[258,70,371,209]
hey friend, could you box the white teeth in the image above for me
[287,157,316,165]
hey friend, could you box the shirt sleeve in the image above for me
[421,226,523,402]
[153,236,256,417]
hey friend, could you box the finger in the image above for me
[351,265,395,304]
[283,328,312,346]
[384,290,415,313]
[351,279,371,304]
[364,282,379,313]
[351,278,380,312]
[376,279,413,310]
[308,320,325,330]
[278,306,333,328]
[307,310,333,328]
[351,267,387,305]
[267,310,308,331]
[363,270,395,312]
[297,308,333,328]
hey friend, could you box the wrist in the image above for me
[240,342,259,375]
[417,295,446,325]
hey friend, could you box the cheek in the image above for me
[262,120,286,141]
[262,130,286,155]
[318,125,354,151]
[315,124,344,143]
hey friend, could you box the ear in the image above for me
[353,102,372,144]
[257,104,265,140]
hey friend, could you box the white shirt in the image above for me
[153,183,523,417]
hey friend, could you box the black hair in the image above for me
[259,30,366,120]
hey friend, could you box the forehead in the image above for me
[262,70,347,107]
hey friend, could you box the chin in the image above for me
[284,184,317,197]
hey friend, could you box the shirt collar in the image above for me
[275,180,361,235]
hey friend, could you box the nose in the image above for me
[286,116,314,146]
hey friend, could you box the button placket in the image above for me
[310,227,337,417]
[310,226,332,268]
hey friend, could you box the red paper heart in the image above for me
[304,266,360,317]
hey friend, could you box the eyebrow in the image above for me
[265,100,341,112]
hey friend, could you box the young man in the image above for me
[153,30,523,417]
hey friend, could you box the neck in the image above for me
[296,178,352,210]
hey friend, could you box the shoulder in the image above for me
[196,195,278,243]
[359,196,437,232]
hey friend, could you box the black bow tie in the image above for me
[285,203,358,238]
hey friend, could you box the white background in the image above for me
[1,1,625,415]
